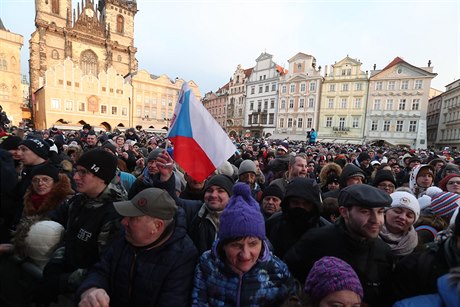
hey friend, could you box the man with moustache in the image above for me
[284,184,394,307]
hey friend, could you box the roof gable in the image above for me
[371,57,437,79]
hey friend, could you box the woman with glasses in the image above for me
[380,191,420,257]
[373,169,397,194]
[438,173,460,194]
[0,163,74,266]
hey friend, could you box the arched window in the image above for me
[51,50,59,60]
[0,84,9,100]
[0,54,7,70]
[80,50,98,76]
[52,0,59,14]
[116,15,124,33]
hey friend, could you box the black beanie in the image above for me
[31,163,59,182]
[204,174,234,197]
[373,170,396,187]
[20,139,50,160]
[262,184,284,201]
[0,135,22,150]
[76,149,117,184]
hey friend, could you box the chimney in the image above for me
[373,64,376,70]
[428,60,431,67]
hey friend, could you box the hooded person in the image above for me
[321,163,366,199]
[266,177,330,258]
[410,164,435,198]
[191,183,295,306]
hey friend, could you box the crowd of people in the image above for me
[1,123,460,306]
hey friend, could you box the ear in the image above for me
[153,219,165,232]
[339,206,349,219]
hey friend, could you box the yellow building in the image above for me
[34,58,132,130]
[0,18,24,125]
[127,70,201,133]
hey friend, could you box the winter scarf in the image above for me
[379,224,418,256]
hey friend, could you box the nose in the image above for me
[239,246,250,259]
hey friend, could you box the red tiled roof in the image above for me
[382,56,406,70]
[276,65,288,75]
[244,68,253,78]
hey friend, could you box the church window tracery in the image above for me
[80,50,98,76]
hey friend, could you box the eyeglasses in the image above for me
[74,168,90,177]
[378,184,395,189]
[447,181,460,185]
[32,177,53,184]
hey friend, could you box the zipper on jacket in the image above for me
[128,250,138,301]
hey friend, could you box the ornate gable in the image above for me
[73,1,104,37]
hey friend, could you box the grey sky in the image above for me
[0,0,458,94]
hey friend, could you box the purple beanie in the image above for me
[304,256,363,303]
[218,182,265,240]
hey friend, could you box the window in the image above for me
[136,106,141,117]
[383,120,390,131]
[415,80,423,89]
[354,98,361,109]
[100,105,107,114]
[308,98,315,108]
[341,98,347,109]
[122,107,127,116]
[326,117,332,127]
[78,102,86,112]
[51,49,59,60]
[352,117,359,128]
[52,0,59,14]
[280,100,285,109]
[162,99,166,106]
[399,99,406,110]
[375,81,383,90]
[117,15,124,33]
[257,100,262,110]
[259,86,263,93]
[355,83,362,91]
[299,98,305,108]
[0,55,7,70]
[328,98,334,109]
[265,85,269,92]
[307,118,312,128]
[288,118,293,128]
[290,84,295,93]
[264,99,268,109]
[289,99,294,109]
[386,99,394,110]
[270,99,275,108]
[65,100,73,111]
[51,98,60,110]
[339,117,345,129]
[111,106,117,115]
[297,118,303,128]
[80,50,98,76]
[269,113,274,124]
[396,120,403,132]
[342,83,349,91]
[373,99,381,110]
[310,82,316,91]
[329,84,335,92]
[272,83,276,91]
[251,86,255,94]
[412,99,420,110]
[300,84,306,92]
[248,115,252,125]
[401,80,409,90]
[282,85,287,93]
[371,120,378,131]
[388,81,395,90]
[279,118,284,128]
[409,120,417,132]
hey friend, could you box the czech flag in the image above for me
[167,83,236,181]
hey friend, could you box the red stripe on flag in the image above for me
[169,136,216,181]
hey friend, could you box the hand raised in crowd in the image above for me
[156,150,174,182]
[79,287,110,307]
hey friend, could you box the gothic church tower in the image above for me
[29,0,138,95]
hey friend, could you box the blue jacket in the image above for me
[76,207,198,307]
[192,239,295,306]
[393,273,460,307]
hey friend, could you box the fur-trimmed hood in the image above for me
[319,162,342,187]
[23,173,74,216]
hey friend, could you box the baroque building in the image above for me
[126,70,201,133]
[226,65,252,138]
[427,93,442,148]
[273,52,322,141]
[0,18,24,125]
[366,57,436,149]
[318,56,368,144]
[30,0,138,129]
[202,83,228,129]
[435,80,460,150]
[245,52,286,138]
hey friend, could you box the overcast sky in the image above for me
[0,0,458,94]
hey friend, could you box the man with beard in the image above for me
[270,154,308,194]
[266,177,330,259]
[237,160,263,201]
[284,184,394,307]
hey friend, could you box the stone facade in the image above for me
[427,93,442,148]
[30,0,138,128]
[226,65,252,138]
[318,56,368,144]
[273,52,322,141]
[126,70,201,133]
[435,80,460,150]
[34,58,132,130]
[366,57,437,149]
[202,84,228,129]
[0,19,24,125]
